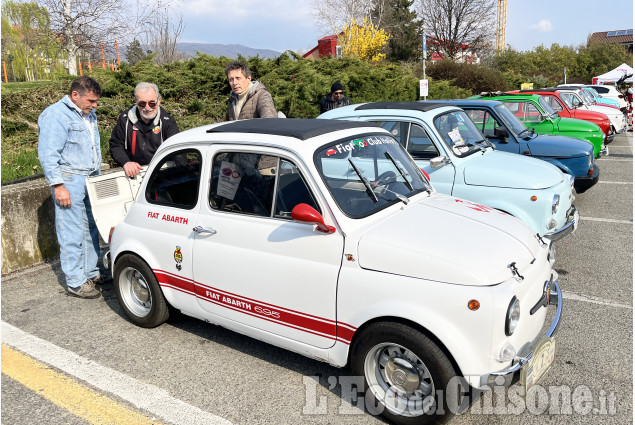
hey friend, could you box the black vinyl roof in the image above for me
[423,99,503,107]
[206,118,377,140]
[355,101,452,112]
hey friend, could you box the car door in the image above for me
[191,147,344,349]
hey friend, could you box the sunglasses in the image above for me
[137,100,157,108]
[333,91,344,95]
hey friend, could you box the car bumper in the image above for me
[605,130,614,143]
[600,145,609,156]
[543,205,579,241]
[615,116,628,133]
[486,279,562,386]
[102,250,111,270]
[574,164,600,191]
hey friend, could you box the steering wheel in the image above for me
[373,171,397,188]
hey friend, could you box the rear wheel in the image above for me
[351,322,463,425]
[114,254,169,328]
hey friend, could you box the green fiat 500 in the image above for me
[471,93,606,158]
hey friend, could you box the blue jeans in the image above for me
[53,173,100,288]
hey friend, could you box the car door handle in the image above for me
[193,226,217,235]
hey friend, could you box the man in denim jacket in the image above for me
[38,76,103,299]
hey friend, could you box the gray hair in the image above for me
[134,82,160,100]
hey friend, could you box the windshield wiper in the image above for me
[384,151,414,191]
[348,158,378,203]
[518,128,531,137]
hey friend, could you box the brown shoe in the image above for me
[67,280,101,299]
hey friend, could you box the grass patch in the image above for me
[1,80,60,95]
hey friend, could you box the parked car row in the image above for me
[88,117,564,425]
[472,92,608,157]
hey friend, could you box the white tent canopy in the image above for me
[593,63,633,84]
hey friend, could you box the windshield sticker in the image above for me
[326,148,338,156]
[448,128,464,145]
[330,136,397,155]
[217,161,241,200]
[455,114,465,124]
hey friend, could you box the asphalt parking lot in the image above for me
[1,132,632,425]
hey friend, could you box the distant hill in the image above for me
[177,42,282,59]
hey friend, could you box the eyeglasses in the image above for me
[333,91,344,96]
[137,100,157,108]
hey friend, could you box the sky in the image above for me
[178,0,634,54]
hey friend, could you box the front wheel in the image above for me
[351,322,463,425]
[114,254,169,328]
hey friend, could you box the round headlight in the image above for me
[505,297,520,336]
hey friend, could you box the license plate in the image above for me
[521,337,556,395]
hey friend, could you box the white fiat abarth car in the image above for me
[88,119,562,425]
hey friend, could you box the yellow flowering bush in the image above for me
[340,17,390,62]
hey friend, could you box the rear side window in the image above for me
[145,149,202,209]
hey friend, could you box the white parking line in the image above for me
[1,322,233,425]
[597,181,633,184]
[580,216,633,224]
[597,158,633,161]
[561,291,632,309]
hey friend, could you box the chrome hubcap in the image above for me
[364,343,435,417]
[119,267,152,317]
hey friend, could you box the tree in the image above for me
[371,0,421,62]
[416,0,496,60]
[142,3,187,65]
[312,0,374,36]
[36,0,155,75]
[125,38,146,65]
[1,1,64,81]
[340,17,390,61]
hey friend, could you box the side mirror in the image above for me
[291,204,336,233]
[430,156,449,168]
[493,126,509,141]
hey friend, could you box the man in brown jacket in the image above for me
[225,61,277,121]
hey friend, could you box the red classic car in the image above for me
[510,89,614,143]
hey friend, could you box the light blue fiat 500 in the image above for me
[319,102,578,241]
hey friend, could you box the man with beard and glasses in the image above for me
[109,82,180,177]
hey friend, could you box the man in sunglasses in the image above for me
[109,82,179,177]
[319,82,351,114]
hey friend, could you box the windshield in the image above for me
[315,134,430,218]
[585,88,600,99]
[495,104,529,135]
[433,110,487,157]
[580,90,594,104]
[537,96,558,117]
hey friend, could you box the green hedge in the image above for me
[1,54,468,182]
